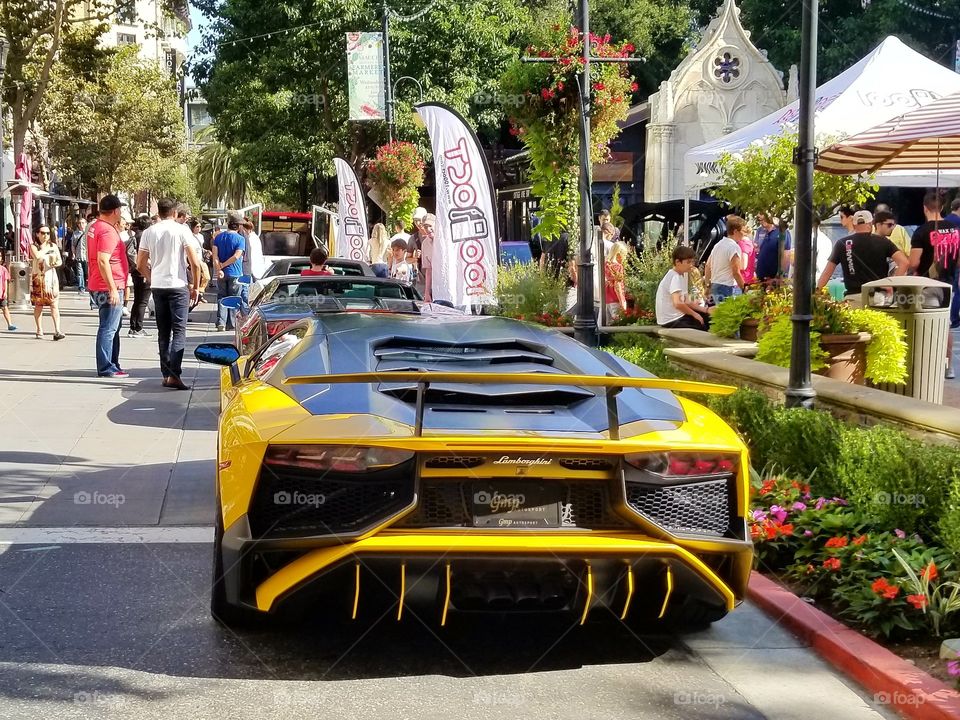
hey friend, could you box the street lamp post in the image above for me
[785,0,819,410]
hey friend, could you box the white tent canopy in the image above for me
[684,37,960,191]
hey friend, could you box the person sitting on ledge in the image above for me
[655,245,713,330]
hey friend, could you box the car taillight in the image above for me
[239,314,260,345]
[264,445,414,473]
[265,320,295,337]
[625,452,739,478]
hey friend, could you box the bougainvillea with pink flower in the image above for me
[500,24,636,241]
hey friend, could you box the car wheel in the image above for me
[211,508,268,629]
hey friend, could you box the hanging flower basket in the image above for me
[366,141,425,229]
[500,25,636,241]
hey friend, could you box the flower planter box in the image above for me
[816,332,871,385]
[739,318,759,342]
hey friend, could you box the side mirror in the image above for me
[220,295,244,310]
[195,343,240,366]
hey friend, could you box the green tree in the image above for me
[689,0,960,82]
[710,131,876,225]
[193,125,255,208]
[41,46,186,195]
[191,0,532,210]
[0,0,181,160]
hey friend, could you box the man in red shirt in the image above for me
[87,195,129,378]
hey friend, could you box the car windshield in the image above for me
[258,279,420,305]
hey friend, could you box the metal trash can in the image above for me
[861,276,952,404]
[7,260,31,306]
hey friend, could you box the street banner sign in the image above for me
[333,157,370,262]
[346,32,385,121]
[414,102,499,308]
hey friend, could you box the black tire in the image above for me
[211,509,268,629]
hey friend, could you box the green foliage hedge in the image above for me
[709,388,960,555]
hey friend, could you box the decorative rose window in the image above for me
[713,53,741,83]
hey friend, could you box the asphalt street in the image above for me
[0,293,904,720]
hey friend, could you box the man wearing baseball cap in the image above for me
[817,209,908,303]
[87,194,129,377]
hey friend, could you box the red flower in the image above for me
[852,535,868,546]
[825,536,848,549]
[921,562,938,581]
[906,594,928,609]
[538,50,551,58]
[764,522,777,540]
[760,479,776,495]
[560,57,572,67]
[540,88,555,101]
[630,82,639,92]
[624,43,635,53]
[592,82,605,92]
[823,557,842,571]
[871,578,900,599]
[750,524,762,540]
[778,523,795,536]
[557,82,565,91]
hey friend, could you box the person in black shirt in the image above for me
[910,192,960,378]
[816,209,907,299]
[909,192,960,280]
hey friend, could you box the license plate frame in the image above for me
[470,482,562,528]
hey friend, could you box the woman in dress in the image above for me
[30,226,65,339]
[604,241,629,321]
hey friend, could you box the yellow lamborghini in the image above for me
[195,309,752,630]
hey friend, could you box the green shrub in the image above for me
[602,334,681,379]
[706,389,777,462]
[767,408,845,495]
[940,470,960,559]
[494,261,567,319]
[709,293,760,339]
[623,234,677,314]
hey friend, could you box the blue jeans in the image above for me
[91,291,123,376]
[152,287,189,379]
[710,283,741,304]
[371,263,389,278]
[75,260,86,292]
[217,275,240,328]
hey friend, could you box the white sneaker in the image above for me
[122,307,131,317]
[947,367,956,380]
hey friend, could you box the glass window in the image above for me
[117,32,137,45]
[251,325,308,381]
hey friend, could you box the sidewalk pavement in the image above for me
[0,291,223,527]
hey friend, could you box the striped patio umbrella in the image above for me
[817,92,960,175]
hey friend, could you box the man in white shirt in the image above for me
[704,215,746,304]
[241,220,267,280]
[655,245,712,329]
[136,198,201,390]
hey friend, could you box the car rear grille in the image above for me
[424,456,485,469]
[394,481,630,529]
[625,478,731,537]
[248,464,415,539]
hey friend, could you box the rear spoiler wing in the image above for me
[282,371,735,440]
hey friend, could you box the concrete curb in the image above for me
[748,571,960,720]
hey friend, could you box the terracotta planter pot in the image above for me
[816,333,870,385]
[739,318,759,342]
